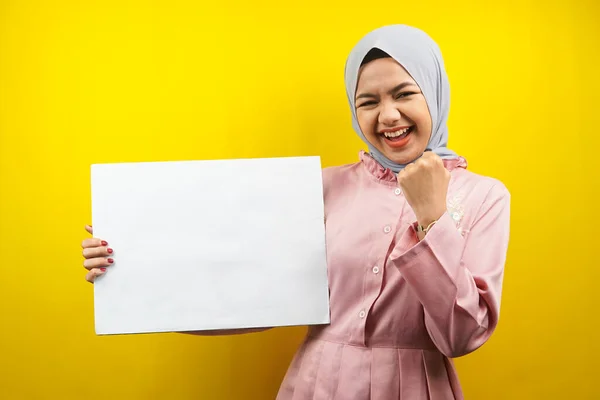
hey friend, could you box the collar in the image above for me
[359,150,468,183]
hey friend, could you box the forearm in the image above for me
[402,243,498,357]
[390,186,510,357]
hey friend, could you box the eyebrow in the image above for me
[355,82,418,101]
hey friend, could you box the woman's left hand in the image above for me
[397,151,450,227]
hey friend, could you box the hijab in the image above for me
[344,24,458,173]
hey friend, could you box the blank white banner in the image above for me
[91,156,330,335]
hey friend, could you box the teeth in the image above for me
[383,127,410,138]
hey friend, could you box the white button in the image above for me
[359,310,366,318]
[372,266,380,274]
[394,188,402,195]
[383,225,391,233]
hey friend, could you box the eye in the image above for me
[357,100,377,108]
[396,91,417,99]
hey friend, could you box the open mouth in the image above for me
[380,126,414,148]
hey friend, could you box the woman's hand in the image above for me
[397,151,450,227]
[81,225,114,283]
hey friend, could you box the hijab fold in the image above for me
[344,25,458,173]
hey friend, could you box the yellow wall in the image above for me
[1,1,598,399]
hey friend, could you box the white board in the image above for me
[91,156,330,335]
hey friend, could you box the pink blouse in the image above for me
[276,151,511,399]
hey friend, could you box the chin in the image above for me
[382,147,421,165]
[389,156,415,165]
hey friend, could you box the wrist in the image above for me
[415,208,446,227]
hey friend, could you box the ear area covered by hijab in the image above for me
[344,25,458,173]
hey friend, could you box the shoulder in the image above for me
[322,161,363,178]
[451,167,510,201]
[322,161,363,189]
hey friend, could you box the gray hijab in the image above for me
[344,24,458,172]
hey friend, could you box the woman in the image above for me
[81,25,510,399]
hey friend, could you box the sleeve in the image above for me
[389,182,511,358]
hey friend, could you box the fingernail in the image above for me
[101,240,108,246]
[107,248,113,254]
[101,268,107,272]
[107,258,114,264]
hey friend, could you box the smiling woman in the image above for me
[81,24,511,400]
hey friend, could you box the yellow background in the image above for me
[1,0,599,399]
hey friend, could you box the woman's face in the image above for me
[355,57,432,165]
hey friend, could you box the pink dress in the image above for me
[276,151,511,400]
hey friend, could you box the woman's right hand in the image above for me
[81,225,114,283]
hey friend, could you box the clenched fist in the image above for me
[397,151,450,228]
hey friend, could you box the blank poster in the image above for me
[91,156,330,335]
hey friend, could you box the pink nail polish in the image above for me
[107,258,114,264]
[107,248,113,254]
[101,240,108,246]
[101,268,107,272]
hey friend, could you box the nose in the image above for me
[378,101,401,126]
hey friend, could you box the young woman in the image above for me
[81,25,511,399]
